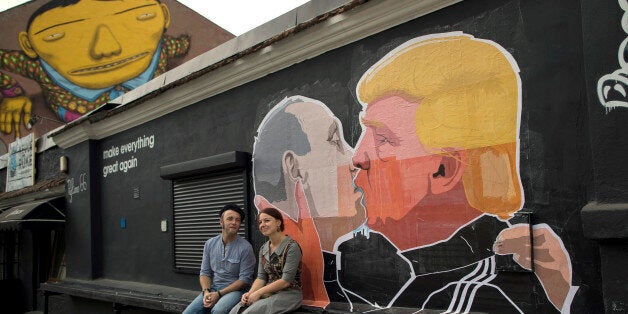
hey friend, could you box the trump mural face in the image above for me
[352,94,480,249]
[352,95,436,222]
[351,33,528,250]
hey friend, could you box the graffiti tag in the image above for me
[598,0,628,109]
[67,173,88,203]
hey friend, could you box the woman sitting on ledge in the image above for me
[230,207,303,314]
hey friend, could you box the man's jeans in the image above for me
[183,287,244,314]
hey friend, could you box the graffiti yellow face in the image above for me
[20,0,170,89]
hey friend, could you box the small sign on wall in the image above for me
[6,133,35,192]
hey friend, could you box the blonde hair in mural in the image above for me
[357,32,523,219]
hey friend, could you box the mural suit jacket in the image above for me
[0,34,190,122]
[326,215,560,313]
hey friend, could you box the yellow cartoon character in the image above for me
[0,0,190,132]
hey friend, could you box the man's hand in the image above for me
[202,290,219,308]
[493,223,573,311]
[0,96,32,137]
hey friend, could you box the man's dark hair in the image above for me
[220,203,245,221]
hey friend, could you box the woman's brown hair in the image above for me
[258,207,284,231]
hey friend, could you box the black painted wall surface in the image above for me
[64,141,102,280]
[582,0,628,203]
[54,0,628,312]
[581,0,628,312]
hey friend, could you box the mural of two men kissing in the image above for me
[252,32,578,313]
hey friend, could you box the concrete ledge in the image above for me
[39,280,454,313]
[581,202,628,240]
[41,279,326,313]
[41,279,197,313]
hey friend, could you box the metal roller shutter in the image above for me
[172,170,247,271]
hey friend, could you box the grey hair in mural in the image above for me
[252,96,312,203]
[598,0,628,109]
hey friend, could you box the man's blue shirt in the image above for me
[200,234,256,289]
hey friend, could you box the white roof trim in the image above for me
[52,0,462,149]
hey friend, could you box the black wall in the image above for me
[582,0,628,203]
[65,141,102,280]
[581,0,628,312]
[60,0,615,311]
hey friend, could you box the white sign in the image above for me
[6,133,35,192]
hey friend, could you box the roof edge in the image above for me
[51,0,462,148]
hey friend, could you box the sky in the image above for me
[0,0,310,36]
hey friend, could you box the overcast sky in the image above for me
[0,0,309,36]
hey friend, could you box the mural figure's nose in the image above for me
[90,25,122,59]
[352,151,370,170]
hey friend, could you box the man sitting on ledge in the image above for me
[183,203,256,314]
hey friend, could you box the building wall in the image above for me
[58,0,628,312]
[0,141,66,313]
[581,0,628,312]
[0,0,233,155]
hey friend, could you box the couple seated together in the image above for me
[183,203,303,314]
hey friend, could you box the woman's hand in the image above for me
[241,292,250,305]
[241,290,261,306]
[247,290,262,304]
[243,278,267,306]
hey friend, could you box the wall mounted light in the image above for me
[60,156,68,173]
[27,114,63,129]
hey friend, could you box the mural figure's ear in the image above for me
[19,31,38,58]
[160,4,171,29]
[282,150,301,182]
[429,149,466,195]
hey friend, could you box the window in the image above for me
[49,230,66,281]
[0,232,19,280]
[161,151,251,273]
